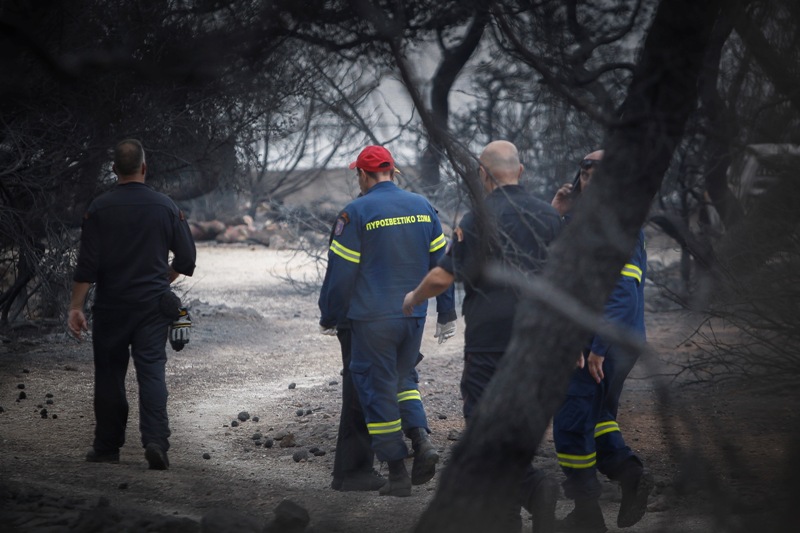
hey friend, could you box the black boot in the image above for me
[333,469,386,492]
[379,459,411,497]
[555,499,607,533]
[529,473,559,533]
[616,460,652,528]
[406,427,439,485]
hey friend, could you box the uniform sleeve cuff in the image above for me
[437,310,457,324]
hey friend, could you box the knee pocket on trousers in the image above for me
[349,359,375,408]
[556,394,596,434]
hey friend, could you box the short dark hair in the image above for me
[114,139,145,176]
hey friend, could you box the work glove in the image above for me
[434,321,456,344]
[169,307,191,351]
[319,325,337,336]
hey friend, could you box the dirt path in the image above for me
[0,243,791,532]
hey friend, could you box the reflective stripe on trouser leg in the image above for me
[557,451,597,469]
[553,365,604,500]
[350,318,424,462]
[595,416,636,478]
[594,420,620,439]
[398,389,427,433]
[398,368,428,431]
[594,352,636,477]
[367,419,402,435]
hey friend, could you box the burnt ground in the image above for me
[0,243,797,532]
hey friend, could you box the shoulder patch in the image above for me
[334,215,348,236]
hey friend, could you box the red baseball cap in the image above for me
[349,145,395,173]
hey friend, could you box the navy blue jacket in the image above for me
[74,182,196,308]
[589,229,647,357]
[319,181,454,327]
[439,184,562,352]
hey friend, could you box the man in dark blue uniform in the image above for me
[319,145,455,497]
[68,139,196,471]
[320,200,456,493]
[550,150,652,533]
[403,140,563,533]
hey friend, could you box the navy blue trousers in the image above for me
[91,298,172,453]
[553,352,638,501]
[350,317,427,462]
[461,352,551,522]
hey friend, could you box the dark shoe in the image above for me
[407,428,439,485]
[555,502,607,533]
[144,443,169,470]
[334,469,386,492]
[617,466,652,528]
[379,459,412,497]
[529,474,559,533]
[85,448,119,464]
[378,471,411,497]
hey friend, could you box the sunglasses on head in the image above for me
[580,159,599,170]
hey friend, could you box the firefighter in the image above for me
[550,150,652,533]
[403,140,563,533]
[319,145,456,497]
[320,208,454,492]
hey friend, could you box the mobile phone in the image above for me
[570,170,582,195]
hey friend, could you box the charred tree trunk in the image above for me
[699,10,744,230]
[414,0,723,531]
[418,12,488,190]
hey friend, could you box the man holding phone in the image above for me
[550,150,652,533]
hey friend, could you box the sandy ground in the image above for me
[0,242,795,532]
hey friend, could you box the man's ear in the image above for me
[141,162,147,175]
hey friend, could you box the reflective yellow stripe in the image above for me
[594,421,620,438]
[367,419,402,435]
[620,263,642,283]
[397,390,421,402]
[557,452,597,469]
[330,240,361,264]
[429,233,446,252]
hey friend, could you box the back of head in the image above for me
[583,149,604,162]
[480,141,522,185]
[114,139,145,177]
[349,145,395,175]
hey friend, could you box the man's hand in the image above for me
[402,291,419,316]
[169,308,191,351]
[587,351,605,383]
[434,321,456,344]
[68,309,88,340]
[319,325,337,336]
[576,353,585,369]
[551,182,575,216]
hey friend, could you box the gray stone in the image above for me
[263,500,310,533]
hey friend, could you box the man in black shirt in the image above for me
[68,139,196,470]
[403,140,562,532]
